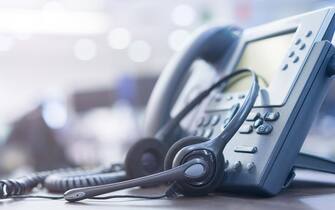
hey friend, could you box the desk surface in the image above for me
[1,169,335,210]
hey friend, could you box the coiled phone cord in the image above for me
[0,164,125,199]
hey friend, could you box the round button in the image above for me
[247,162,255,172]
[288,51,295,58]
[299,43,306,50]
[306,30,312,37]
[196,117,205,127]
[224,160,229,169]
[198,129,205,136]
[211,115,221,126]
[226,95,233,101]
[293,56,299,63]
[203,128,213,138]
[203,116,212,126]
[238,94,245,99]
[295,39,301,45]
[233,161,242,171]
[215,95,222,102]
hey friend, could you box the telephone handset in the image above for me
[145,26,240,137]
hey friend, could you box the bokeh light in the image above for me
[107,27,131,50]
[128,40,151,63]
[73,38,97,61]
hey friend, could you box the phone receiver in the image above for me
[64,158,208,202]
[145,26,240,136]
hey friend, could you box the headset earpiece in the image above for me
[170,140,225,196]
[164,136,209,171]
[125,138,167,180]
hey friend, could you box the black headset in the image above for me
[64,69,259,202]
[1,26,241,198]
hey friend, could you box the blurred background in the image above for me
[0,0,334,176]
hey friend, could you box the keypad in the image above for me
[193,109,279,139]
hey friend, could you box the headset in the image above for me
[64,69,259,202]
[0,68,258,200]
[0,26,239,198]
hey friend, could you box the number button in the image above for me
[211,115,221,126]
[202,116,212,126]
[253,118,263,128]
[256,123,273,135]
[264,112,280,121]
[239,124,253,134]
[203,128,213,138]
[246,112,260,121]
[197,117,205,127]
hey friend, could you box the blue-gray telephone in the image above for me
[2,7,335,202]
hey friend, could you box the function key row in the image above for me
[282,30,313,71]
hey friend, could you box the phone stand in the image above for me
[295,152,335,174]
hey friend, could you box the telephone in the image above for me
[2,7,335,202]
[138,7,335,196]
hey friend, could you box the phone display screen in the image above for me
[225,32,295,92]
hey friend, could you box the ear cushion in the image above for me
[164,136,208,171]
[125,138,168,179]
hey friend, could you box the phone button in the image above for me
[295,38,301,45]
[246,112,260,121]
[299,43,306,50]
[239,124,253,134]
[196,117,205,127]
[293,56,299,63]
[256,123,273,135]
[202,116,212,126]
[234,146,257,153]
[211,115,221,126]
[253,118,263,128]
[264,112,280,121]
[203,128,213,138]
[288,51,295,58]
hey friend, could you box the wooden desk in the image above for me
[1,169,335,210]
